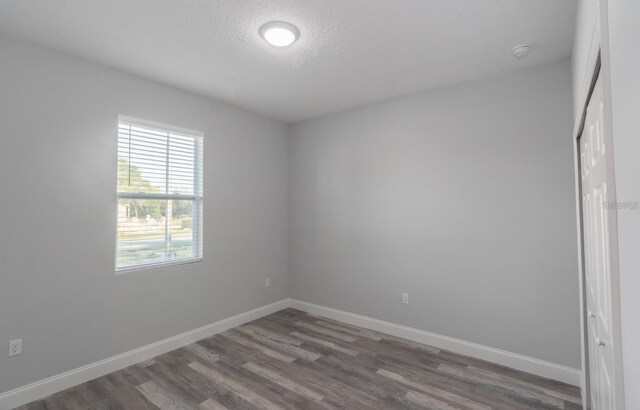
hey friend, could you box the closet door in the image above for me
[580,75,615,409]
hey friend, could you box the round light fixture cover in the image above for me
[259,21,300,47]
[512,44,531,60]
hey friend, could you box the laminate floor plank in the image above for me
[290,331,360,356]
[240,324,305,347]
[198,398,228,410]
[376,358,557,410]
[438,351,580,398]
[189,360,316,410]
[218,331,298,364]
[188,361,281,410]
[313,321,383,342]
[17,308,581,409]
[376,369,491,410]
[300,330,373,356]
[136,380,191,410]
[233,328,322,362]
[242,361,324,402]
[165,361,257,410]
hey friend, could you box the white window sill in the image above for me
[115,257,203,274]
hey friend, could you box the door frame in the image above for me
[572,4,626,408]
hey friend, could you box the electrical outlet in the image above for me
[265,278,271,288]
[8,339,22,357]
[402,293,410,305]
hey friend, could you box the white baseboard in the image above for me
[0,299,290,410]
[1,297,581,409]
[289,299,581,386]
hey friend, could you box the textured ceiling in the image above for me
[0,0,576,122]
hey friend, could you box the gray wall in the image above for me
[0,36,289,394]
[606,0,640,404]
[289,60,581,368]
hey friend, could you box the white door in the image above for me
[580,75,616,410]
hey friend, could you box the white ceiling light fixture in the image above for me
[512,44,531,60]
[259,21,300,47]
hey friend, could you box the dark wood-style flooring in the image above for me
[18,308,581,409]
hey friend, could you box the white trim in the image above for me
[115,116,205,273]
[290,299,581,386]
[0,299,290,410]
[576,9,601,409]
[117,193,198,200]
[572,17,600,405]
[572,14,599,402]
[114,257,203,274]
[118,115,204,138]
[573,124,589,409]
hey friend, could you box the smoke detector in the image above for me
[512,44,531,60]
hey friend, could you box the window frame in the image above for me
[115,115,204,273]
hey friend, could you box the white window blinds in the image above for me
[116,117,203,271]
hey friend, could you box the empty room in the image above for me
[0,0,638,409]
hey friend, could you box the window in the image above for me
[116,116,203,271]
